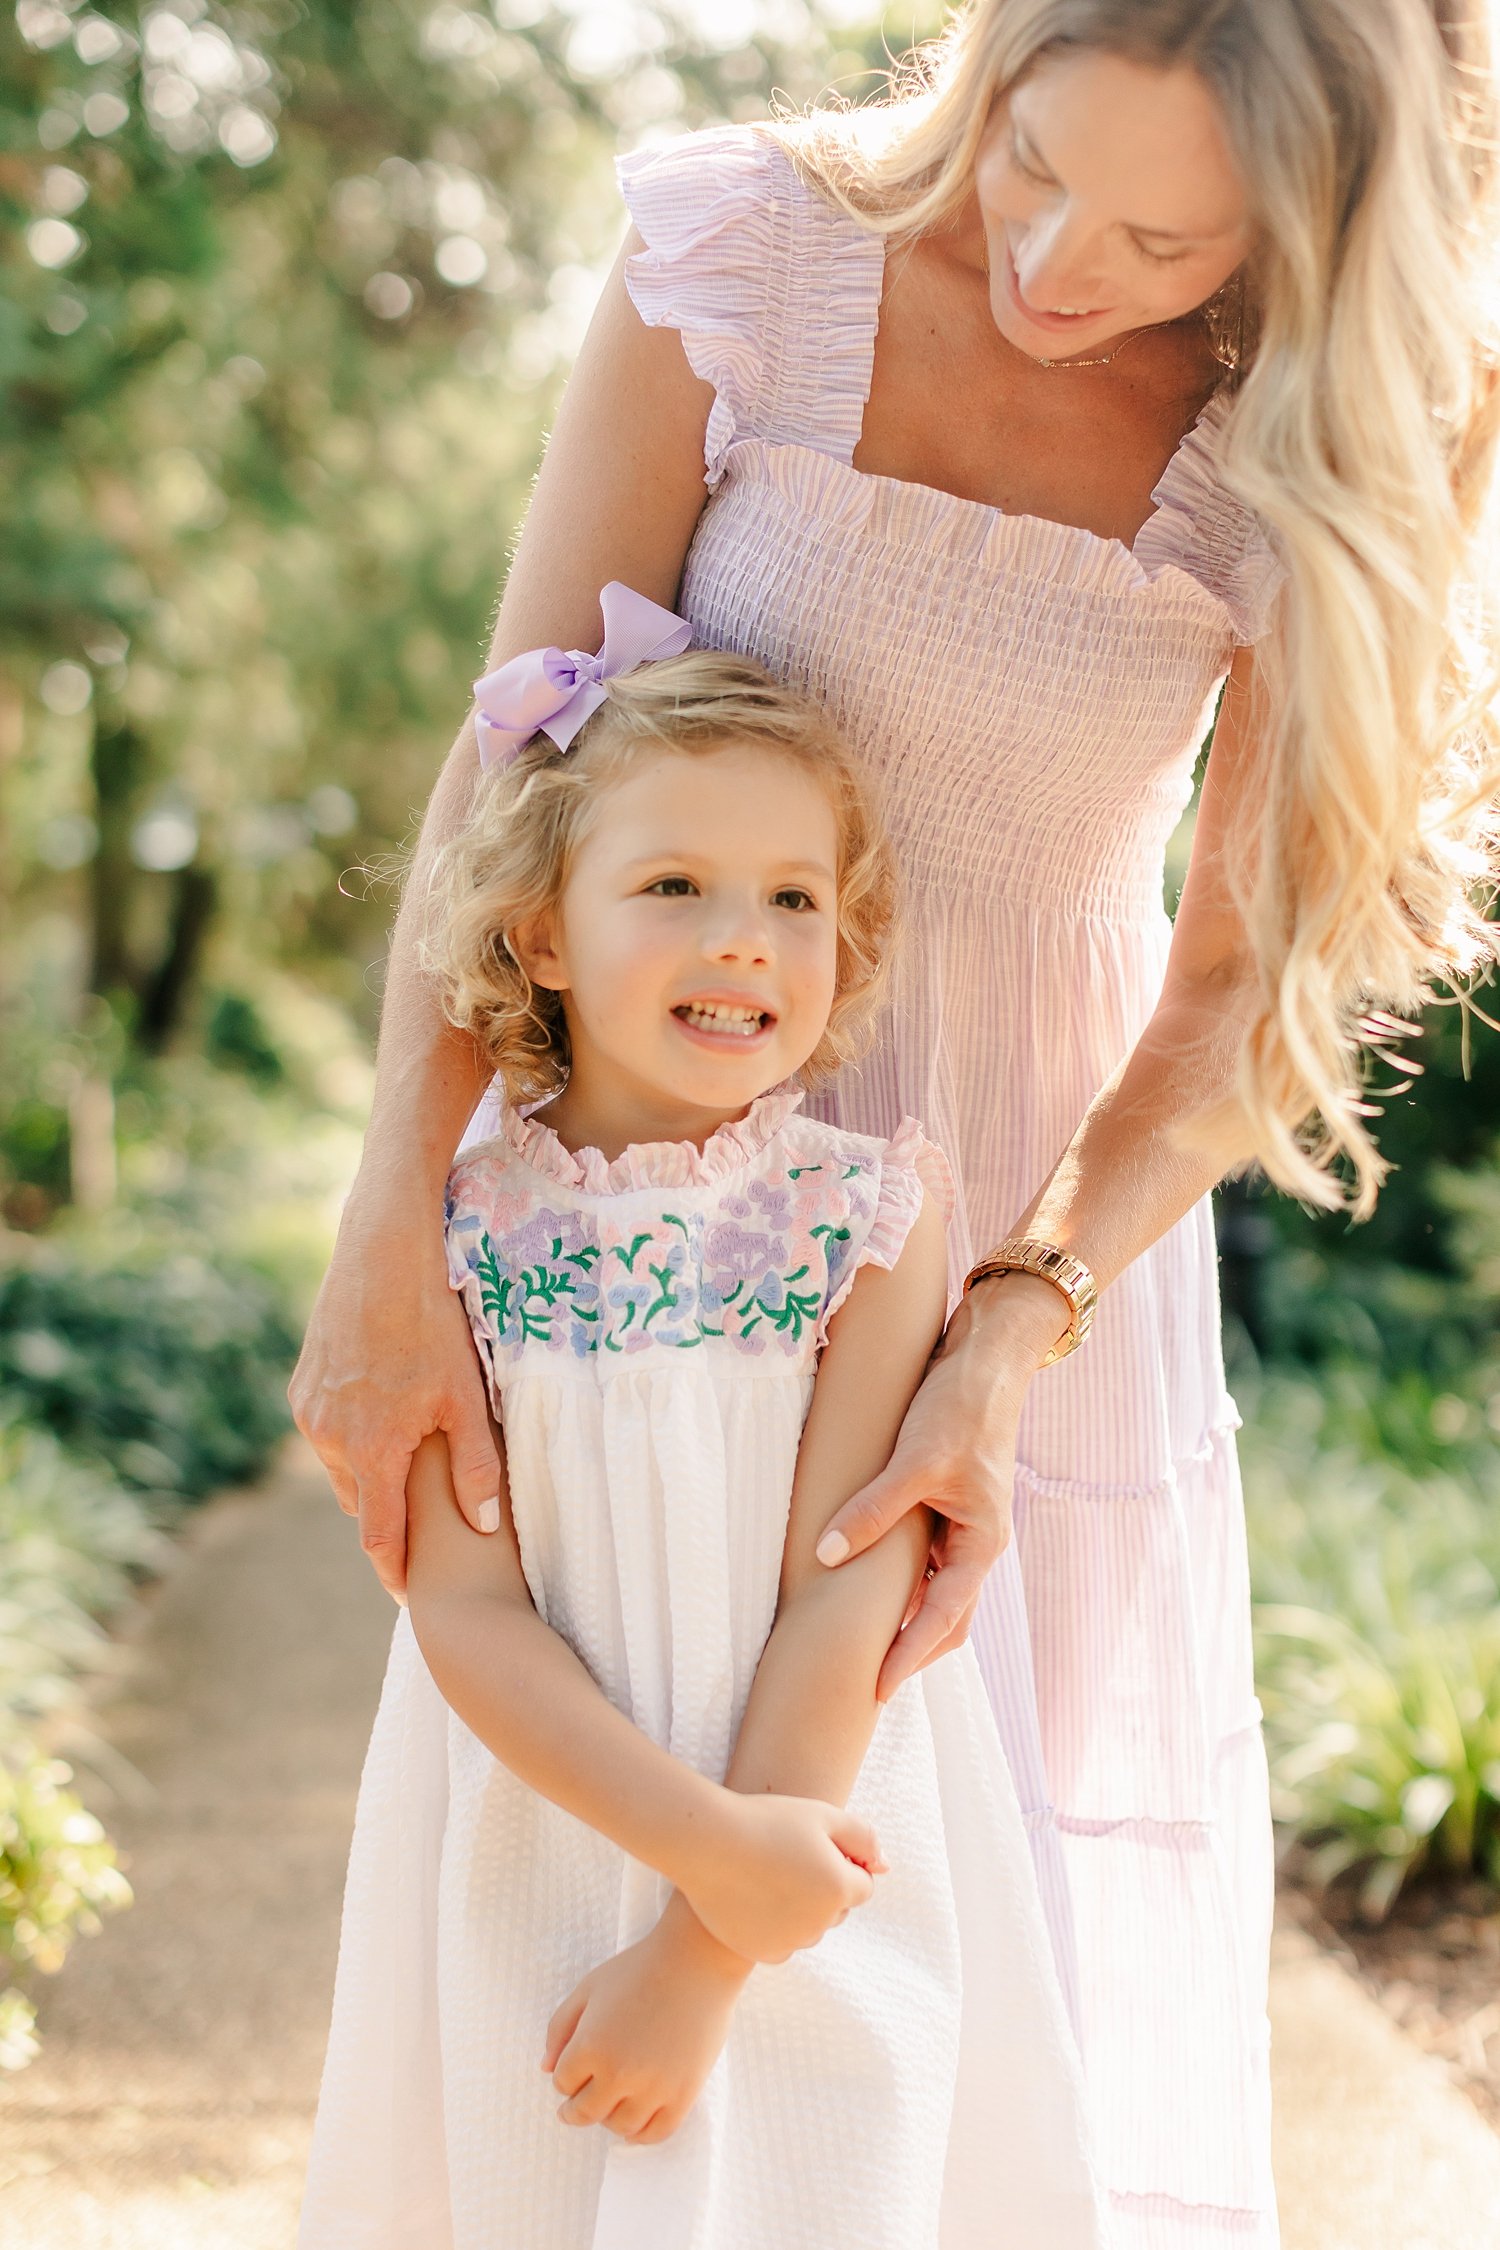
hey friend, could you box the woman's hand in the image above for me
[544,1898,748,2144]
[813,1271,1070,1700]
[288,1194,502,1601]
[675,1789,885,1965]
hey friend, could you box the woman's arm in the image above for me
[288,235,716,1596]
[403,1428,881,1964]
[816,645,1267,1694]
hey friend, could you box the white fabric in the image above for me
[616,125,1282,2250]
[301,1093,1109,2250]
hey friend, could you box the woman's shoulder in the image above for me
[1140,388,1287,646]
[617,120,883,485]
[615,118,842,236]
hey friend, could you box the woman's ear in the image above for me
[508,910,567,994]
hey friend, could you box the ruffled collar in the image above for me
[501,1082,805,1196]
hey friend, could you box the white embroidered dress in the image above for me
[300,1091,1107,2250]
[612,125,1285,2250]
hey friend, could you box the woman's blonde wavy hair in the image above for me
[782,0,1500,1214]
[425,651,899,1103]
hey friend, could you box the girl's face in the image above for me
[520,746,842,1140]
[973,48,1254,364]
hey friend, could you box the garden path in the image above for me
[0,1441,1497,2248]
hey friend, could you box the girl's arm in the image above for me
[815,644,1268,1691]
[403,1425,881,1966]
[725,1185,952,1796]
[288,236,715,1598]
[544,1192,951,2140]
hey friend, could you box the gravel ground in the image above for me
[1284,1876,1500,2133]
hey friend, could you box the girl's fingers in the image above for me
[632,2107,674,2146]
[839,1861,876,1910]
[549,2030,595,2100]
[828,1808,887,1877]
[557,2077,608,2127]
[814,1462,929,1569]
[601,2095,653,2140]
[542,1992,586,2074]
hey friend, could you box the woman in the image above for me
[291,4,1500,2244]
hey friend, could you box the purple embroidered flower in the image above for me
[504,1206,592,1269]
[744,1179,791,1226]
[703,1219,786,1282]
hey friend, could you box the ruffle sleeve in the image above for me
[816,1117,955,1344]
[616,124,882,487]
[1135,395,1287,645]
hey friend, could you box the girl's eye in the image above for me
[644,876,698,897]
[1130,236,1191,267]
[771,887,818,912]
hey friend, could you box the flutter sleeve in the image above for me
[615,124,786,488]
[442,1147,512,1416]
[815,1118,955,1347]
[1135,396,1288,646]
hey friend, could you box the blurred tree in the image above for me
[2,0,923,1220]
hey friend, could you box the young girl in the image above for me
[299,586,1106,2250]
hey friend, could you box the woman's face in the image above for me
[973,48,1254,363]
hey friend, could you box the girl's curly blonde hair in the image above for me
[423,650,899,1104]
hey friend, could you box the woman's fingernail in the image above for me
[815,1529,849,1567]
[478,1496,501,1533]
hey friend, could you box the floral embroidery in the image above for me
[445,1127,889,1369]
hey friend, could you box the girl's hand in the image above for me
[543,1901,748,2144]
[812,1272,1070,1700]
[678,1790,885,1965]
[288,1197,503,1600]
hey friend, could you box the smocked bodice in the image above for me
[619,126,1283,923]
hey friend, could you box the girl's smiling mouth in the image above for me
[671,995,776,1044]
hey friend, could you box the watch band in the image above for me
[962,1237,1098,1367]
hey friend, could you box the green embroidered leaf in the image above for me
[643,1264,681,1325]
[474,1236,513,1330]
[611,1233,653,1273]
[788,1164,823,1180]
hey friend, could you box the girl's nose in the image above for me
[701,900,772,965]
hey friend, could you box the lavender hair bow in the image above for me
[472,580,694,771]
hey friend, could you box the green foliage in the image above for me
[0,1416,167,1747]
[1242,1367,1500,1917]
[0,1752,132,2071]
[0,1421,154,2068]
[0,1247,297,1495]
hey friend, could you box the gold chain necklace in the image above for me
[1034,324,1151,371]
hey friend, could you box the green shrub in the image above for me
[0,1251,297,1498]
[0,1752,131,2072]
[1242,1372,1500,1917]
[0,1419,167,1750]
[0,1421,158,2068]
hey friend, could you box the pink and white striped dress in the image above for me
[618,125,1284,2250]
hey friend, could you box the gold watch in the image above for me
[962,1238,1098,1367]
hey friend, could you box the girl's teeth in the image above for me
[679,1002,764,1037]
